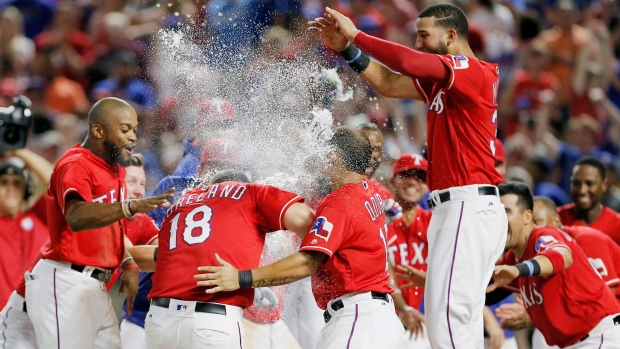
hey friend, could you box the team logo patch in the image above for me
[310,216,333,241]
[451,55,469,69]
[535,235,558,253]
[177,305,188,311]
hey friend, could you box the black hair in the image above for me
[499,181,534,211]
[329,126,372,175]
[210,169,249,184]
[419,3,469,39]
[575,156,606,180]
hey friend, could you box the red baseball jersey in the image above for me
[413,54,504,191]
[242,251,286,323]
[563,225,620,289]
[149,182,303,308]
[299,180,393,310]
[42,145,127,269]
[387,206,431,310]
[367,177,393,201]
[0,197,49,306]
[498,226,620,347]
[558,203,620,246]
[123,214,160,246]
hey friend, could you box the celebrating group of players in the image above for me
[2,3,620,349]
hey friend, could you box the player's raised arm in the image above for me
[282,202,314,239]
[64,188,174,232]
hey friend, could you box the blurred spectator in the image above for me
[0,0,55,39]
[0,7,35,82]
[38,50,90,116]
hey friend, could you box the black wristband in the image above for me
[153,247,158,262]
[339,44,371,74]
[238,270,253,287]
[340,44,360,61]
[516,260,541,277]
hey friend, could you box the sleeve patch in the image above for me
[450,55,469,69]
[310,216,334,241]
[535,235,558,253]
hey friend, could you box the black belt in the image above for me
[70,264,112,284]
[152,297,227,315]
[323,292,389,323]
[427,186,498,209]
[580,314,620,342]
[22,302,27,313]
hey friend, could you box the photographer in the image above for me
[0,148,53,307]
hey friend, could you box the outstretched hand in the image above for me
[307,7,360,52]
[194,254,241,294]
[131,188,175,213]
[486,265,519,293]
[395,264,427,288]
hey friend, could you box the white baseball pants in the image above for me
[25,259,121,349]
[241,317,301,349]
[317,292,403,349]
[0,291,38,349]
[281,277,325,349]
[120,319,147,349]
[145,298,245,349]
[425,185,507,349]
[533,314,620,349]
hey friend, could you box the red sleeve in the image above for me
[532,229,571,255]
[136,214,160,245]
[52,162,93,212]
[354,32,449,85]
[252,184,304,232]
[299,206,349,258]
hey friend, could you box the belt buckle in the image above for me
[96,270,112,284]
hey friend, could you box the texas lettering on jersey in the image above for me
[388,242,427,266]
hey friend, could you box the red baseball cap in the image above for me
[197,98,237,126]
[392,153,428,178]
[495,138,505,163]
[200,138,242,165]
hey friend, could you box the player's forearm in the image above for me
[127,245,157,272]
[517,248,573,278]
[354,32,448,83]
[13,148,54,186]
[65,200,126,231]
[249,251,323,288]
[283,203,315,239]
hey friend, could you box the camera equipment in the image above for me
[0,96,32,152]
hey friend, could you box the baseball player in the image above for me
[145,170,313,349]
[25,97,173,349]
[0,148,53,307]
[558,156,620,245]
[197,127,404,349]
[386,153,431,348]
[173,98,239,177]
[310,4,507,347]
[487,181,620,348]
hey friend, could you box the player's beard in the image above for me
[430,41,449,55]
[103,139,130,167]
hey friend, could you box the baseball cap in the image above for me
[0,162,26,178]
[392,154,428,178]
[495,138,506,164]
[197,98,237,126]
[200,138,242,165]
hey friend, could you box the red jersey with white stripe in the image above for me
[498,226,620,347]
[123,214,160,246]
[387,206,431,310]
[558,203,620,246]
[42,145,126,269]
[150,182,303,308]
[299,180,392,310]
[563,225,620,289]
[413,54,504,191]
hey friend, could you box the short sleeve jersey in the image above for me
[42,145,126,268]
[563,225,620,288]
[299,181,392,310]
[123,214,159,246]
[498,226,620,347]
[558,203,620,246]
[413,54,504,191]
[387,206,431,310]
[367,177,393,201]
[149,182,303,308]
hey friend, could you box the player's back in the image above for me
[301,181,392,309]
[418,55,503,191]
[150,181,302,308]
